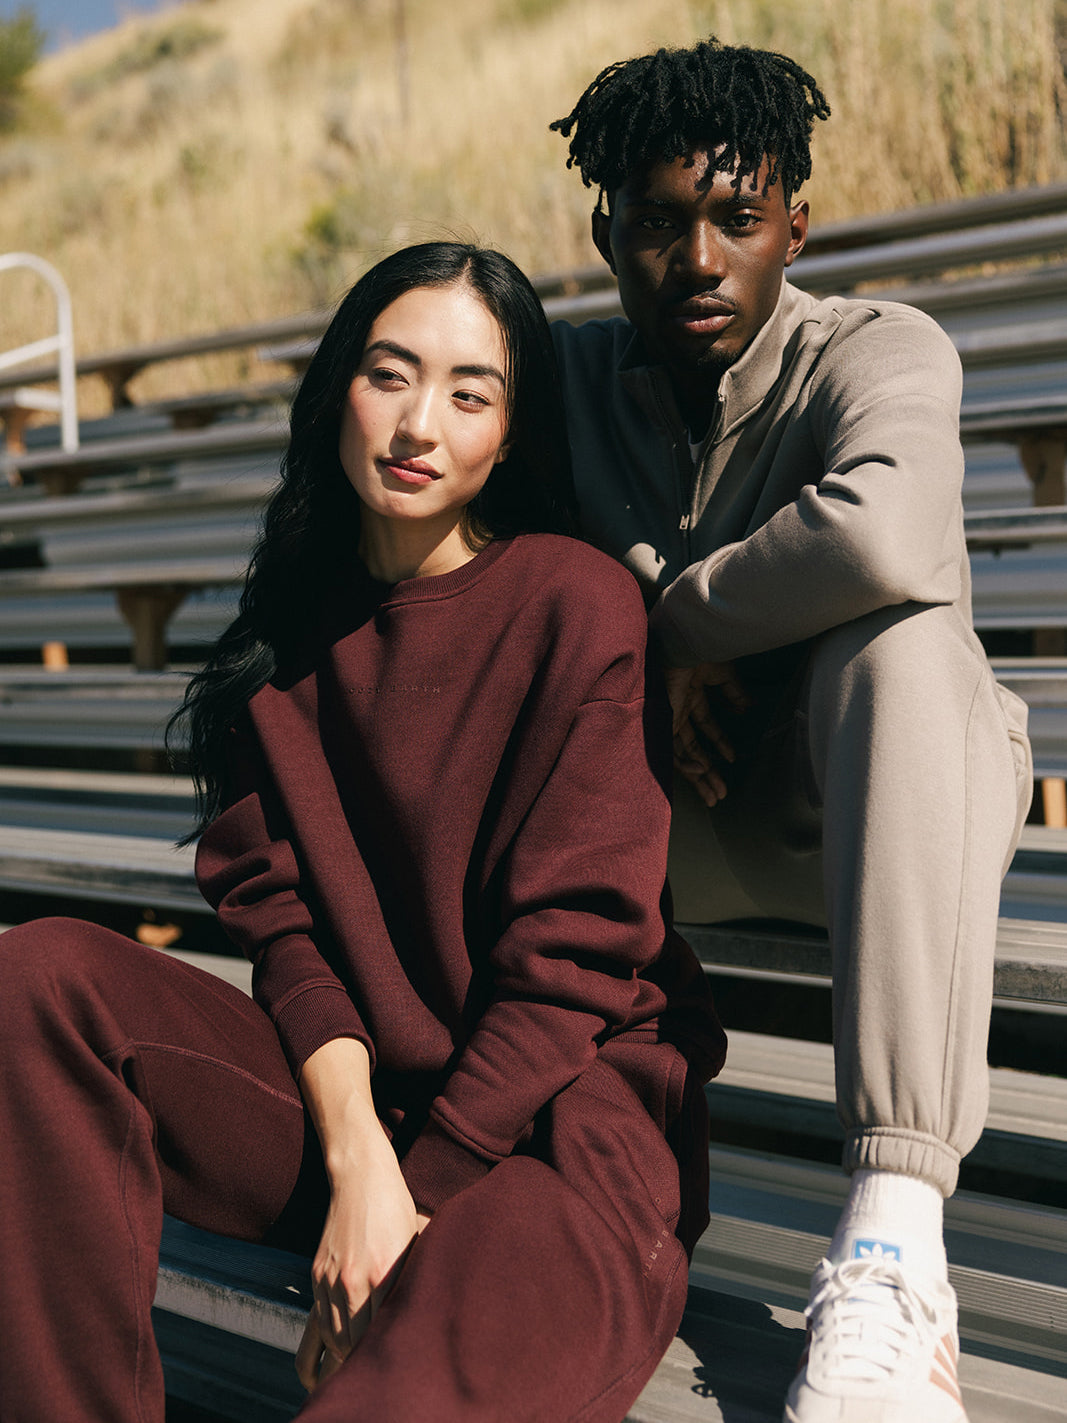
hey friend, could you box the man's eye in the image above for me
[637,215,674,231]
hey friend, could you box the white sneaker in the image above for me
[783,1238,968,1422]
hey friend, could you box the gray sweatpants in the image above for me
[668,602,1033,1196]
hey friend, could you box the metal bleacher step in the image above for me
[712,1029,1067,1187]
[0,765,194,837]
[154,1143,1067,1423]
[0,667,190,753]
[0,802,1063,928]
[684,904,1067,1013]
[693,1147,1067,1414]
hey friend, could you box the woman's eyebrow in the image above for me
[365,338,420,364]
[364,341,504,386]
[452,363,505,386]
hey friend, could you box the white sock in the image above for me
[828,1169,948,1280]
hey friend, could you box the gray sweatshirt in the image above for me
[552,277,972,666]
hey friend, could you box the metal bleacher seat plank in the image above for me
[682,908,1067,1002]
[0,417,285,495]
[966,505,1067,549]
[712,1029,1067,1187]
[0,822,196,909]
[0,765,193,837]
[991,659,1067,779]
[0,311,330,411]
[0,658,1060,775]
[0,667,188,751]
[153,1142,1067,1423]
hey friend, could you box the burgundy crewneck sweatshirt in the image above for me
[196,534,723,1213]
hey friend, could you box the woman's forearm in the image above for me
[296,1036,428,1391]
[298,1036,382,1180]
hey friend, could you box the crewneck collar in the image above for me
[364,536,513,606]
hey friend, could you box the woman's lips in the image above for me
[380,459,439,485]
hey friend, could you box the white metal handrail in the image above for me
[0,252,78,451]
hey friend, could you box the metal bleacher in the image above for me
[2,183,1067,1421]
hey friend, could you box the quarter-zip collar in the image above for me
[616,278,818,446]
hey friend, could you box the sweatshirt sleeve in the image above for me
[400,598,677,1213]
[194,725,373,1075]
[649,308,966,665]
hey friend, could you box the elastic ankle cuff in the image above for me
[843,1127,960,1196]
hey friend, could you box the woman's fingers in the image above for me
[296,1303,363,1394]
[314,1281,347,1356]
[296,1308,327,1393]
[318,1350,343,1387]
[367,1232,419,1322]
[313,1273,373,1359]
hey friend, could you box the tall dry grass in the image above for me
[0,0,1064,410]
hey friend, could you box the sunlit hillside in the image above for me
[2,0,1066,409]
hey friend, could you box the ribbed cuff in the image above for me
[648,598,698,669]
[843,1126,961,1198]
[271,982,372,1077]
[400,1117,497,1215]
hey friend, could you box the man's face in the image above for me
[593,148,808,412]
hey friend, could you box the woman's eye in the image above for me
[370,367,405,386]
[455,390,490,409]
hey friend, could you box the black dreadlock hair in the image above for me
[551,36,830,208]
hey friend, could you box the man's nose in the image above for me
[674,222,727,284]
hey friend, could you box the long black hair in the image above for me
[170,242,576,835]
[551,36,830,206]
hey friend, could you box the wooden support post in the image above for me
[116,586,188,671]
[1019,433,1067,507]
[1019,435,1067,657]
[37,467,86,497]
[1043,778,1067,829]
[1033,628,1067,656]
[100,362,146,411]
[0,405,33,481]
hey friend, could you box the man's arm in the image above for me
[650,309,966,667]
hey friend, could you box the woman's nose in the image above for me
[395,390,436,447]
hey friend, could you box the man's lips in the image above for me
[379,458,440,485]
[667,298,737,335]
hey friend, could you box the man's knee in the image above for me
[805,603,990,763]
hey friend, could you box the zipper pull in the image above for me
[679,514,691,531]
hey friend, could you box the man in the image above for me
[550,36,1032,1423]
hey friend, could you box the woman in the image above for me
[0,242,724,1423]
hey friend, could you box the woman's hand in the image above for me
[295,1038,431,1391]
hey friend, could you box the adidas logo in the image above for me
[851,1238,902,1262]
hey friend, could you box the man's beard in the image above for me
[694,345,741,384]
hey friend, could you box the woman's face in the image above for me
[339,281,510,535]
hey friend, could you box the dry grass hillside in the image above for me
[2,0,1066,409]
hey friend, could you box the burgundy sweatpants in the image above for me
[0,918,697,1423]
